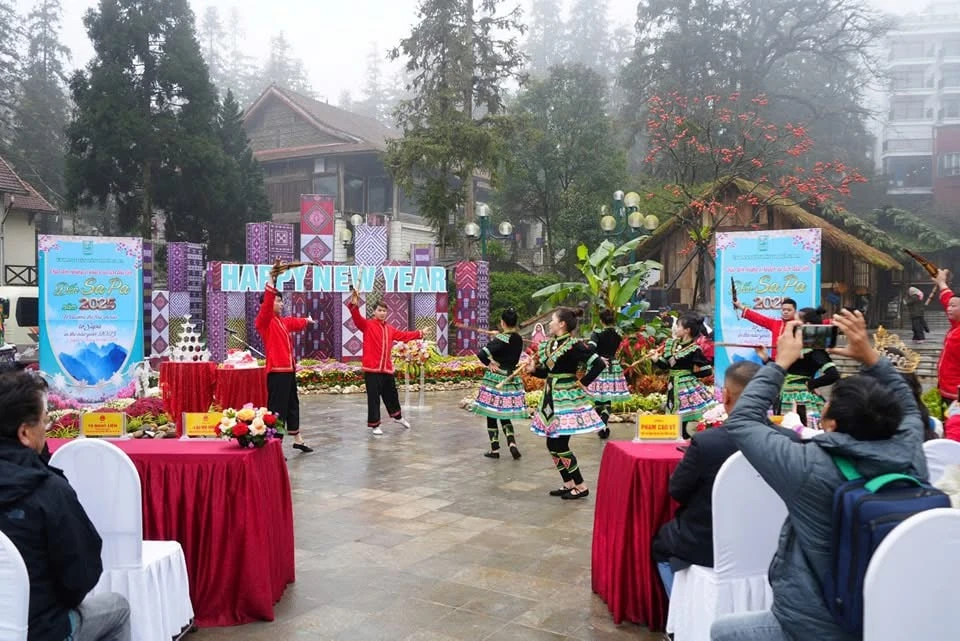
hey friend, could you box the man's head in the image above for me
[723,361,761,414]
[820,375,902,440]
[948,295,960,323]
[781,298,797,321]
[0,370,49,454]
[260,291,283,314]
[373,300,388,321]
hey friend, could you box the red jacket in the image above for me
[347,302,421,374]
[742,308,786,358]
[255,285,308,373]
[938,288,960,400]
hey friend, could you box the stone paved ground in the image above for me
[192,390,663,641]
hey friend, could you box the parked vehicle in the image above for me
[0,286,39,362]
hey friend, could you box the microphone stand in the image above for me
[225,329,266,359]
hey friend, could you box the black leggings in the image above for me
[486,417,516,449]
[546,435,583,485]
[267,372,300,435]
[595,401,612,425]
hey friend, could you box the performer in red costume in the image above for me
[732,297,797,359]
[933,269,960,407]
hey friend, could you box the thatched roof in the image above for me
[640,178,902,271]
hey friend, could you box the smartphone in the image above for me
[796,324,839,349]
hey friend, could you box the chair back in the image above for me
[711,451,787,578]
[0,529,29,640]
[923,439,960,485]
[50,439,143,569]
[864,508,960,641]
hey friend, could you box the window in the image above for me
[884,156,933,188]
[311,173,337,202]
[893,69,925,89]
[940,152,960,176]
[885,138,932,153]
[944,68,960,87]
[367,176,391,214]
[890,98,926,120]
[16,298,37,328]
[945,98,960,118]
[344,175,364,213]
[891,40,925,59]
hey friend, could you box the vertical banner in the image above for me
[714,229,821,397]
[38,236,144,402]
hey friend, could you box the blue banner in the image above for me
[714,229,821,398]
[38,236,144,402]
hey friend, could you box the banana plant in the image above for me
[531,236,661,331]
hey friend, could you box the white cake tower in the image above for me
[168,315,211,362]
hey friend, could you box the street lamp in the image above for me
[464,202,513,261]
[599,190,659,237]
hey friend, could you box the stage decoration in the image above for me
[167,315,210,362]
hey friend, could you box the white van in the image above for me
[0,286,39,362]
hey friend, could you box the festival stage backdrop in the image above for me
[38,236,144,402]
[714,228,821,398]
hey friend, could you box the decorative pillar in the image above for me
[142,241,153,357]
[455,261,489,355]
[244,222,296,355]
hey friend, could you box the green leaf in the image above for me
[576,243,589,261]
[615,272,647,308]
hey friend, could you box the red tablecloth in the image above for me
[214,367,267,411]
[159,362,217,434]
[592,442,684,631]
[48,438,295,628]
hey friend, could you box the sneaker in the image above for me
[395,417,411,429]
[371,427,384,435]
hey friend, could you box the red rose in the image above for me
[232,423,250,437]
[263,414,277,426]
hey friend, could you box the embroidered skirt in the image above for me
[471,369,529,420]
[587,358,632,402]
[779,374,826,430]
[530,376,605,437]
[667,370,715,423]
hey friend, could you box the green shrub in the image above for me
[923,387,944,420]
[489,271,560,329]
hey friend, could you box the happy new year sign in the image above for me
[220,264,448,293]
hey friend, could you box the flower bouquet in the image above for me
[695,404,727,432]
[216,404,285,448]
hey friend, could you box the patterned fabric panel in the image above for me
[435,313,448,356]
[143,242,152,356]
[169,291,190,318]
[246,223,269,264]
[355,225,388,266]
[300,195,335,235]
[244,292,263,354]
[167,242,188,292]
[206,291,227,362]
[341,292,364,360]
[151,290,169,356]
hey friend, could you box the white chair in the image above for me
[0,530,29,640]
[50,439,194,641]
[864,508,960,640]
[923,439,960,485]
[666,452,787,641]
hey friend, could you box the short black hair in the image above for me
[501,307,518,328]
[725,361,760,391]
[598,309,616,326]
[259,291,283,304]
[374,300,388,310]
[0,370,48,441]
[799,306,827,324]
[823,375,902,441]
[782,298,797,309]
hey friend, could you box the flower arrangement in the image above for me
[392,339,432,365]
[695,404,728,432]
[216,404,285,448]
[294,357,485,389]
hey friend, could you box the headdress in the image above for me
[873,326,921,374]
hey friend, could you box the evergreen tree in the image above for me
[223,8,259,107]
[564,0,610,73]
[199,6,226,94]
[261,32,312,96]
[524,0,564,77]
[387,0,526,250]
[11,0,71,209]
[355,41,393,125]
[66,0,224,242]
[0,0,22,149]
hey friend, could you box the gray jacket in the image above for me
[724,359,927,641]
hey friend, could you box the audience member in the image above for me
[0,369,131,641]
[710,310,927,641]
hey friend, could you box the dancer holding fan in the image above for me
[587,309,631,439]
[470,308,526,459]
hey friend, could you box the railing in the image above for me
[5,265,36,286]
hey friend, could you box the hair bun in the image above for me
[574,308,585,318]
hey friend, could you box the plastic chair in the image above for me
[666,452,787,641]
[864,508,960,640]
[50,439,194,641]
[923,438,960,485]
[0,529,29,640]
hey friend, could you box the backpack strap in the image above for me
[832,455,862,481]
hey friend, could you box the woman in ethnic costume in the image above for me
[587,308,631,440]
[777,307,838,429]
[654,312,715,434]
[525,308,606,500]
[472,308,526,459]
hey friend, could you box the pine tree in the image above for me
[11,0,71,209]
[564,0,610,73]
[261,32,313,96]
[524,0,564,77]
[199,6,226,95]
[0,0,22,149]
[223,8,259,107]
[356,41,392,125]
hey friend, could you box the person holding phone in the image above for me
[777,307,838,429]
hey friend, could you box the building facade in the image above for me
[0,156,57,286]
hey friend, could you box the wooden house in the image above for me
[637,179,903,326]
[0,155,57,286]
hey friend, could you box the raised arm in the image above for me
[741,307,780,333]
[346,300,368,332]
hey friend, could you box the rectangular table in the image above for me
[48,438,295,627]
[591,441,684,631]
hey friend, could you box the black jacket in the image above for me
[589,327,622,360]
[0,440,103,641]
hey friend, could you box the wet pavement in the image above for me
[192,390,663,641]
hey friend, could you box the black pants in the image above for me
[365,372,402,427]
[595,401,612,425]
[267,372,300,436]
[486,417,516,449]
[911,316,929,341]
[546,434,584,485]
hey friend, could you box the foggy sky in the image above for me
[27,0,916,105]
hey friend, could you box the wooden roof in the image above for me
[0,155,56,213]
[641,178,902,271]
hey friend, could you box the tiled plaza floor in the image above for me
[193,390,663,641]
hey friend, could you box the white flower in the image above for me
[250,418,266,436]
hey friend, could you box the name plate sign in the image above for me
[81,412,126,438]
[635,414,682,442]
[182,412,223,438]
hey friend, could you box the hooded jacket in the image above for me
[0,439,103,641]
[724,359,926,641]
[255,284,308,374]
